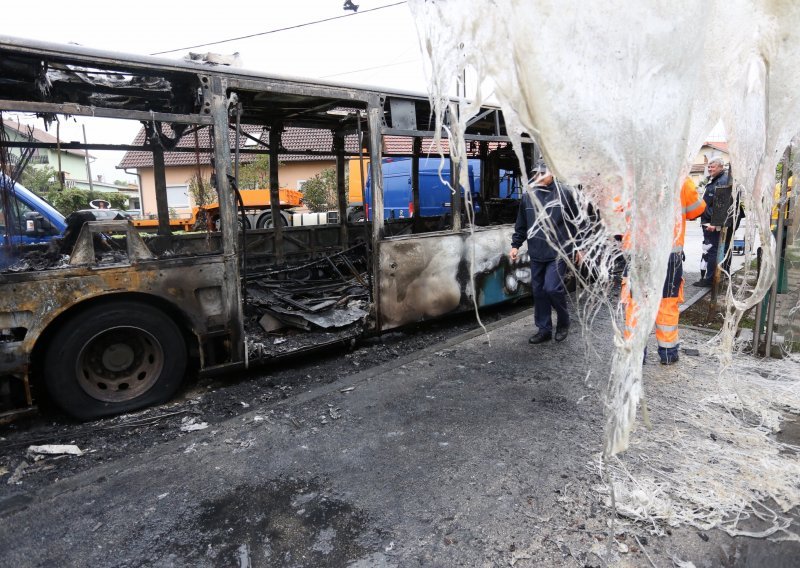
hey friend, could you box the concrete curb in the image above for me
[680,285,710,313]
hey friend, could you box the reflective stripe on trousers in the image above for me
[656,252,684,349]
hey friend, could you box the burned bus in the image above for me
[0,36,535,419]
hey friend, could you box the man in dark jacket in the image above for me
[510,162,582,344]
[694,156,731,287]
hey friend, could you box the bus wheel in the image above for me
[42,301,188,420]
[256,212,287,229]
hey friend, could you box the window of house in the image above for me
[166,185,190,208]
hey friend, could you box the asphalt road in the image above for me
[2,298,796,567]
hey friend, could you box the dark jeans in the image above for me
[701,226,734,280]
[530,258,569,333]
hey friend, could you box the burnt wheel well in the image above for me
[30,293,199,395]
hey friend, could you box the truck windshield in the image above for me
[0,178,66,237]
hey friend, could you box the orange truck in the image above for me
[133,188,303,232]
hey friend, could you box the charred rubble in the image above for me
[244,245,371,358]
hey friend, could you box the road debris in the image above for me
[27,444,84,456]
[7,461,28,485]
[509,550,532,566]
[180,417,209,432]
[340,386,356,393]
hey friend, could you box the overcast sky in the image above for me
[2,0,426,182]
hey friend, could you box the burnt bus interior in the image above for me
[0,37,532,370]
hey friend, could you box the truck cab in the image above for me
[363,157,479,221]
[1,177,66,266]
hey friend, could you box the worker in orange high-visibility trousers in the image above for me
[620,179,705,364]
[656,178,706,364]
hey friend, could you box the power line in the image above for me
[150,1,407,56]
[319,58,418,79]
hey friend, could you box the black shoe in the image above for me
[692,279,712,288]
[660,355,679,365]
[529,331,552,344]
[555,326,569,342]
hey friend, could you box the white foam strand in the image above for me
[593,350,800,539]
[410,0,800,536]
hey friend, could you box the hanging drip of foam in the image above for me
[409,0,800,456]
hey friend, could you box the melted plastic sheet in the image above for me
[410,0,800,456]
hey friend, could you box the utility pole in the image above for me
[82,124,94,192]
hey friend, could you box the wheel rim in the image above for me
[258,214,273,228]
[76,326,165,402]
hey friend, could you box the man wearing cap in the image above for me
[510,162,582,344]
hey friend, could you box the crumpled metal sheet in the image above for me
[289,300,368,329]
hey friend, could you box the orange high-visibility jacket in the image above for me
[675,178,705,248]
[622,179,705,342]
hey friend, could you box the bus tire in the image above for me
[42,301,188,420]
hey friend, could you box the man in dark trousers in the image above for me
[694,156,730,287]
[510,162,582,344]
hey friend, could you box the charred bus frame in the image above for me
[0,36,534,419]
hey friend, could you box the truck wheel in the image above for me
[212,214,251,231]
[256,212,287,229]
[42,301,188,420]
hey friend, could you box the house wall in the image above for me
[45,149,88,180]
[138,165,208,217]
[3,127,86,179]
[279,160,334,191]
[137,161,335,217]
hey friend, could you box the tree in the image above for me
[20,165,60,195]
[301,168,340,212]
[238,155,271,190]
[44,190,128,215]
[187,172,217,207]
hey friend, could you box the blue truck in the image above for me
[1,177,67,266]
[354,157,520,222]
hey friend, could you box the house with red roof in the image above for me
[3,120,90,181]
[117,125,362,217]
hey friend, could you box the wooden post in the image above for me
[764,146,792,357]
[709,226,728,307]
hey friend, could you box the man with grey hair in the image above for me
[694,156,730,287]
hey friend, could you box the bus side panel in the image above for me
[0,256,232,375]
[377,226,530,331]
